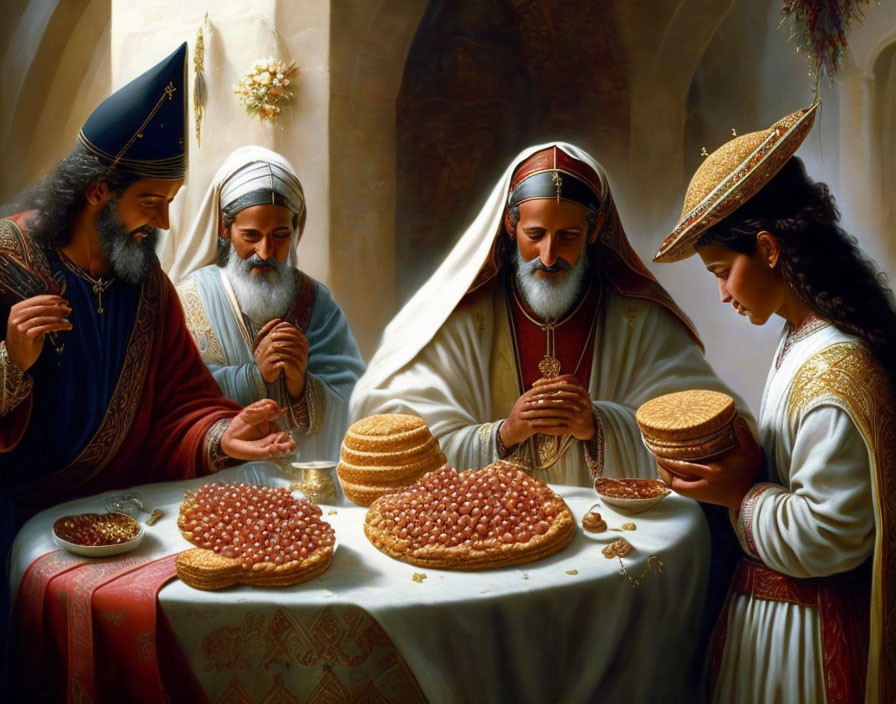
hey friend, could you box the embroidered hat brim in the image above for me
[654,100,818,263]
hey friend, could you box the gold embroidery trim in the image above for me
[8,259,162,506]
[287,380,311,431]
[0,219,20,251]
[205,417,233,473]
[787,343,886,428]
[786,341,896,700]
[0,340,32,416]
[176,278,225,365]
[303,374,320,435]
[583,407,605,478]
[0,218,58,303]
[490,421,511,459]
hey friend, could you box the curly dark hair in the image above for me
[696,157,896,386]
[2,146,141,247]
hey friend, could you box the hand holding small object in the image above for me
[5,294,72,370]
[222,398,296,460]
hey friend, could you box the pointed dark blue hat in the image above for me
[78,43,187,180]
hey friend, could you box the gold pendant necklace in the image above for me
[537,322,561,378]
[510,278,601,471]
[58,250,114,314]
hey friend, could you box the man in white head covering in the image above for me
[176,146,365,462]
[351,143,750,486]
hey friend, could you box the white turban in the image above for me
[220,160,305,218]
[167,145,306,283]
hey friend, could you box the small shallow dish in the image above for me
[593,477,671,514]
[52,512,145,557]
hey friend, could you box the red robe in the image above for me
[0,213,241,518]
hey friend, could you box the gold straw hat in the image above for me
[654,100,818,263]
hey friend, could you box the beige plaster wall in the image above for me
[837,2,896,278]
[110,0,332,287]
[328,0,427,357]
[0,0,111,198]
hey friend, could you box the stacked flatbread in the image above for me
[635,389,737,461]
[176,482,335,590]
[365,460,576,570]
[337,414,447,506]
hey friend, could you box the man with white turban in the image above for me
[350,143,750,485]
[176,146,365,461]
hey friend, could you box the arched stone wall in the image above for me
[394,1,631,299]
[0,0,111,201]
[328,0,428,356]
[873,43,896,237]
[837,3,896,278]
[617,0,737,237]
[391,0,736,300]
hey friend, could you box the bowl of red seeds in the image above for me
[593,477,671,514]
[52,512,144,557]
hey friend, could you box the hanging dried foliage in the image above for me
[781,0,873,83]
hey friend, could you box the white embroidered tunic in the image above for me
[717,322,875,703]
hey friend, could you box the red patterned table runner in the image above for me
[12,550,205,704]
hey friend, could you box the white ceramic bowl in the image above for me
[593,478,671,515]
[52,513,145,557]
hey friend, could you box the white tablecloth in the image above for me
[11,463,710,703]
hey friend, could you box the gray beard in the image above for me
[514,248,589,321]
[224,244,297,326]
[95,200,158,285]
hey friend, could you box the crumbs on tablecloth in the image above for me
[328,510,338,515]
[620,522,636,531]
[520,572,530,580]
[602,538,633,559]
[412,572,427,583]
[566,569,579,576]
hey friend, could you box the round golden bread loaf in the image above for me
[337,414,446,506]
[635,389,737,460]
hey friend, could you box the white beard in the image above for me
[514,248,589,321]
[224,245,297,326]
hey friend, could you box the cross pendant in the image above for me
[93,281,105,314]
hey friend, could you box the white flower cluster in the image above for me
[234,58,299,123]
